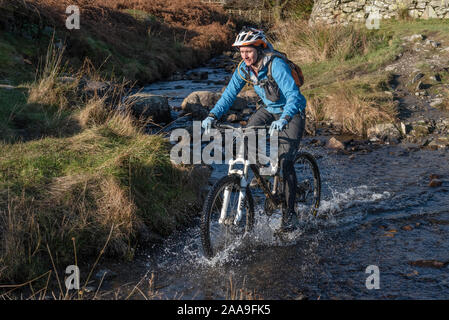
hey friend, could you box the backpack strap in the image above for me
[266,52,286,83]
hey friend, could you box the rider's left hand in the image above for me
[269,119,288,136]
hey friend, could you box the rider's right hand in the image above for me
[201,116,215,135]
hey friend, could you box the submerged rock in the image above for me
[429,178,443,187]
[408,260,448,268]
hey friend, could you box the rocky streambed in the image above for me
[76,50,449,300]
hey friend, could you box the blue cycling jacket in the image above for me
[209,55,306,121]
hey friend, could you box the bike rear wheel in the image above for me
[294,152,321,217]
[200,174,255,258]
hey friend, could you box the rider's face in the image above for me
[239,46,258,67]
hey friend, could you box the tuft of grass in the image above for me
[0,39,209,286]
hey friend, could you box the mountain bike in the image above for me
[200,123,321,258]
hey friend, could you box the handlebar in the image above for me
[214,123,270,131]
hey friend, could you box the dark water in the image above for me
[109,57,449,300]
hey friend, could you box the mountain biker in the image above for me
[201,27,307,231]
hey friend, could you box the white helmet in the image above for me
[232,27,268,48]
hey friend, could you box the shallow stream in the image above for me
[106,56,449,300]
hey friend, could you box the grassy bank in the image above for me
[272,18,449,136]
[0,0,235,85]
[0,0,223,286]
[0,53,209,284]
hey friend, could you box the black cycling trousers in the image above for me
[246,107,306,212]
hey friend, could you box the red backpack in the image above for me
[266,51,304,88]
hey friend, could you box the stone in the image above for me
[326,137,345,150]
[408,260,447,268]
[95,269,118,280]
[403,34,424,42]
[411,72,424,84]
[226,113,240,122]
[428,136,449,148]
[430,98,444,107]
[410,121,432,137]
[367,123,402,141]
[422,5,438,19]
[126,93,172,123]
[238,89,259,105]
[401,225,413,231]
[400,122,411,135]
[181,91,220,119]
[429,178,443,187]
[181,91,246,118]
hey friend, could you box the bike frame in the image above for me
[215,124,283,226]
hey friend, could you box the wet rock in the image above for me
[429,178,443,187]
[238,89,259,105]
[408,260,448,268]
[181,91,246,118]
[229,96,247,112]
[409,121,433,137]
[326,137,345,150]
[428,136,449,149]
[125,93,172,123]
[185,71,208,80]
[181,91,221,119]
[367,123,401,142]
[226,113,240,123]
[401,225,413,231]
[95,269,118,280]
[170,72,184,81]
[241,108,253,117]
[430,174,441,180]
[405,270,419,277]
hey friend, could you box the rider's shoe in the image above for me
[279,210,299,232]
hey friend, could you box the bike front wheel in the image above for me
[200,174,255,258]
[294,152,321,217]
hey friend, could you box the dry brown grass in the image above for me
[272,19,372,64]
[3,0,235,82]
[307,83,397,136]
